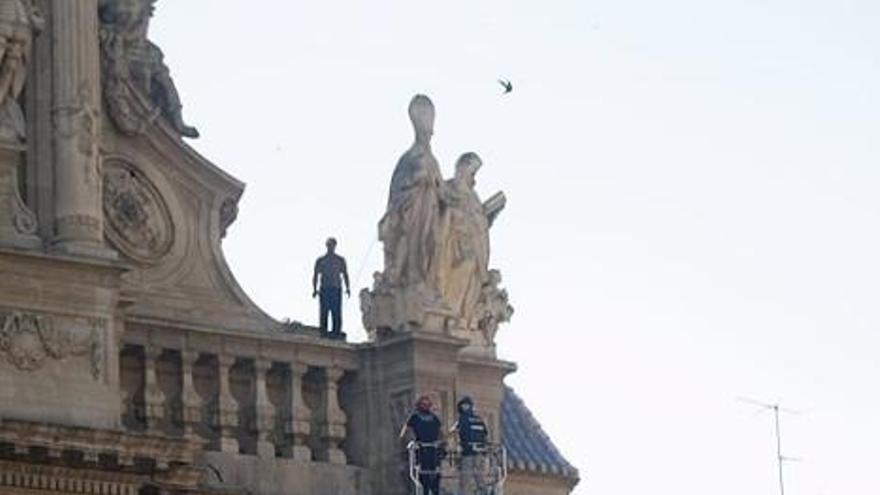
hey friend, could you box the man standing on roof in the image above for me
[451,396,491,495]
[312,237,350,339]
[399,395,444,495]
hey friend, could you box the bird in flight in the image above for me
[498,78,513,94]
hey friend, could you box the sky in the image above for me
[151,1,880,494]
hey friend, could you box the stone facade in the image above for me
[0,2,578,494]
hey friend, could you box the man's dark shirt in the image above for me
[407,411,442,444]
[315,253,347,289]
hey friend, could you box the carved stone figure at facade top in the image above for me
[98,0,198,138]
[0,0,42,142]
[362,95,513,350]
[435,152,509,331]
[435,153,491,323]
[476,269,514,345]
[379,94,444,290]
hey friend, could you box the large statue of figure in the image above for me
[379,94,444,290]
[435,152,511,335]
[362,95,513,349]
[0,0,42,142]
[435,153,491,322]
[98,0,198,138]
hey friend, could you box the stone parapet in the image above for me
[119,320,359,489]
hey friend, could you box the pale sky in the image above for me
[152,1,880,494]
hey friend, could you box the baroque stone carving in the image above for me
[102,158,174,263]
[0,311,104,379]
[0,0,43,143]
[361,95,513,347]
[0,0,41,249]
[98,0,198,138]
[53,86,101,171]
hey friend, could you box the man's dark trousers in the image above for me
[319,286,342,336]
[418,445,441,495]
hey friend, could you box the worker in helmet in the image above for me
[451,396,490,495]
[399,395,443,495]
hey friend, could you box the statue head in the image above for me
[408,94,435,144]
[455,152,482,188]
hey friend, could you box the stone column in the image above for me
[254,358,276,458]
[288,361,312,461]
[322,367,347,465]
[50,0,113,258]
[180,350,202,438]
[143,345,166,433]
[216,354,239,453]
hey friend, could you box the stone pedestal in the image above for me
[351,331,468,495]
[0,249,124,430]
[364,285,457,337]
[0,145,40,249]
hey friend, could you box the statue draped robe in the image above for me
[380,143,444,289]
[435,178,491,324]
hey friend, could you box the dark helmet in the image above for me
[457,396,474,414]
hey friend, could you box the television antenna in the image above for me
[738,397,802,495]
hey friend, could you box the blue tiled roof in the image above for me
[501,385,580,480]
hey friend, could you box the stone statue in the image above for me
[0,0,40,249]
[0,0,42,143]
[98,0,198,138]
[379,94,444,291]
[475,269,514,345]
[435,153,491,325]
[362,95,513,351]
[434,153,510,332]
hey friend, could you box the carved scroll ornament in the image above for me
[0,312,103,379]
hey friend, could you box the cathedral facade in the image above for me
[0,1,578,494]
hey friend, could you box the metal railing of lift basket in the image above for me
[407,441,508,495]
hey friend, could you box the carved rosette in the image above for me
[102,158,174,263]
[0,312,104,379]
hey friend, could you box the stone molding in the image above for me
[0,418,204,492]
[0,460,140,495]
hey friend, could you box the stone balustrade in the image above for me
[119,322,357,465]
